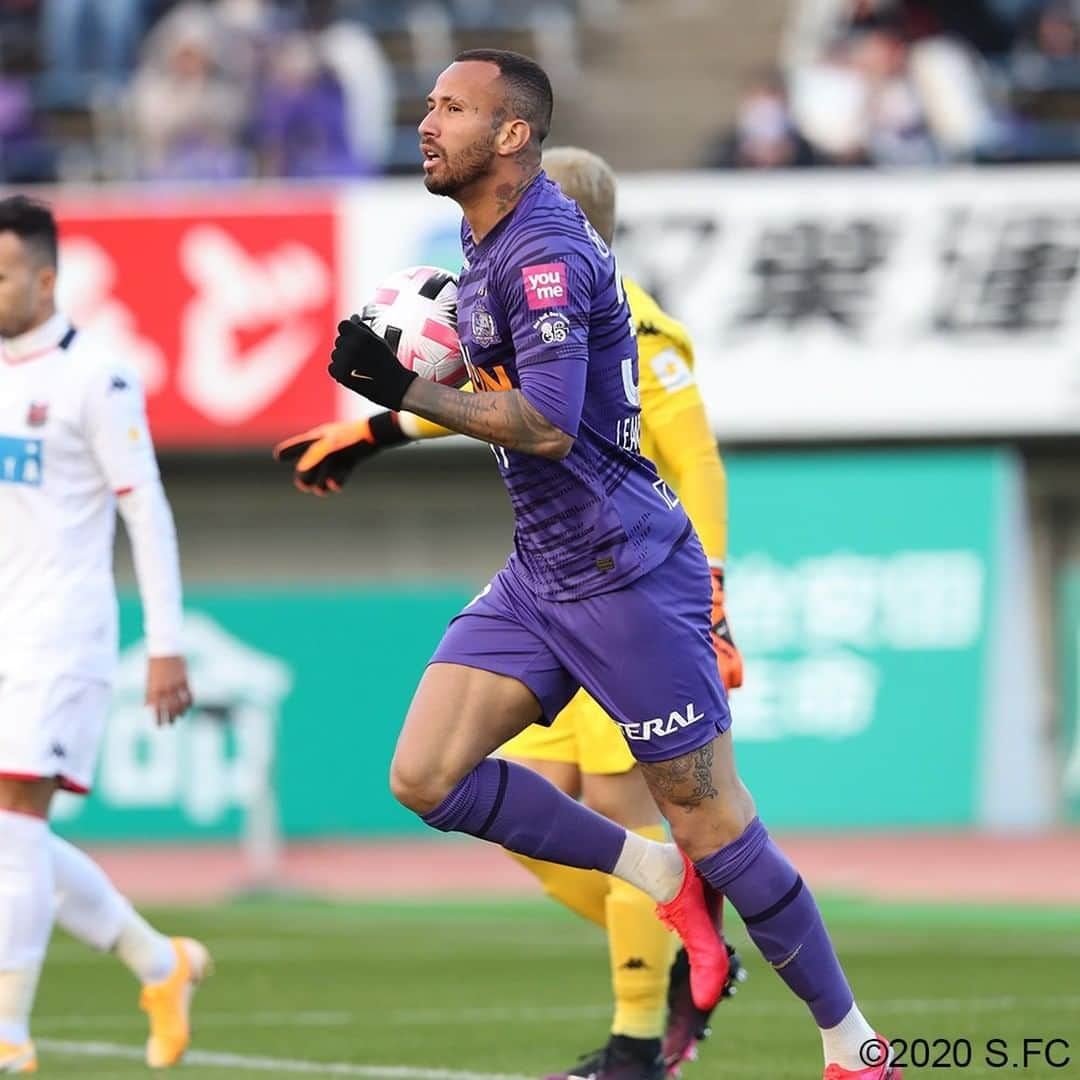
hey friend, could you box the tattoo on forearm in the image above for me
[640,744,719,812]
[401,380,569,458]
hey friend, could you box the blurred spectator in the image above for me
[706,70,818,168]
[0,36,56,182]
[986,0,1045,26]
[319,19,394,172]
[39,0,153,108]
[907,34,999,157]
[1022,0,1080,58]
[252,30,366,178]
[785,0,1019,64]
[216,0,294,88]
[789,29,936,165]
[853,27,938,163]
[905,0,1018,54]
[1006,0,1080,155]
[786,0,1003,163]
[126,2,252,180]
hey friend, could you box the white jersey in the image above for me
[0,313,162,682]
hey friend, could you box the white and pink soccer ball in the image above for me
[361,265,465,387]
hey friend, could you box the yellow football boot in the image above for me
[0,1041,36,1073]
[139,937,212,1068]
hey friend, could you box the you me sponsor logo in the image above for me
[522,263,568,309]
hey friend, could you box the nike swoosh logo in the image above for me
[350,370,374,380]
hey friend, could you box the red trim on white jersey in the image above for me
[1,318,77,365]
[0,771,90,797]
[114,486,135,496]
[0,805,48,821]
[2,343,57,366]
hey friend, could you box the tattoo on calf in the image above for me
[641,744,719,812]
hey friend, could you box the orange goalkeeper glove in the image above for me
[272,413,410,495]
[710,566,744,691]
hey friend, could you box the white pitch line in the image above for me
[36,1010,355,1031]
[33,994,1080,1037]
[391,994,1080,1023]
[388,1004,610,1025]
[37,1039,532,1080]
[33,1038,794,1079]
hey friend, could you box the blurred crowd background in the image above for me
[3,0,1080,184]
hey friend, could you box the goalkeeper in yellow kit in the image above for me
[275,147,745,1080]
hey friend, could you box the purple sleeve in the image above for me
[500,251,593,438]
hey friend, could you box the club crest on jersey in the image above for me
[522,262,568,310]
[533,311,569,345]
[26,402,48,427]
[471,307,501,347]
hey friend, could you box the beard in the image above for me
[0,306,34,340]
[424,133,497,196]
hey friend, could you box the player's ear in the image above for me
[37,264,56,295]
[498,117,532,157]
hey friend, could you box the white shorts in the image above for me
[0,676,111,794]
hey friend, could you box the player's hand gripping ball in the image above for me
[328,266,464,409]
[328,316,417,411]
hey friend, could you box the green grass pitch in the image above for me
[32,896,1080,1078]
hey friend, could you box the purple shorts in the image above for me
[429,533,731,763]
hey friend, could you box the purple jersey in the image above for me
[457,173,690,601]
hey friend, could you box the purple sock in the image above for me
[422,758,626,873]
[696,817,853,1028]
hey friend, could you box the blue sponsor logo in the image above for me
[0,436,43,486]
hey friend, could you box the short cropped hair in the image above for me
[0,195,58,267]
[454,48,554,145]
[543,147,617,247]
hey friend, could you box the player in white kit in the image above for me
[0,195,209,1072]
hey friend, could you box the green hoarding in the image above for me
[1058,567,1080,822]
[724,449,1001,828]
[55,448,1020,840]
[54,588,474,841]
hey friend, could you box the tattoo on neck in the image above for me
[494,165,540,218]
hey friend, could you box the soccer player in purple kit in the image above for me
[327,50,901,1080]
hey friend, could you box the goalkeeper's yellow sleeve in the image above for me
[397,382,473,440]
[648,395,728,563]
[626,277,728,563]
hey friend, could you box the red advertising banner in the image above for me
[53,193,340,448]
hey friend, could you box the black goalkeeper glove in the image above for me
[272,413,410,495]
[328,316,418,411]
